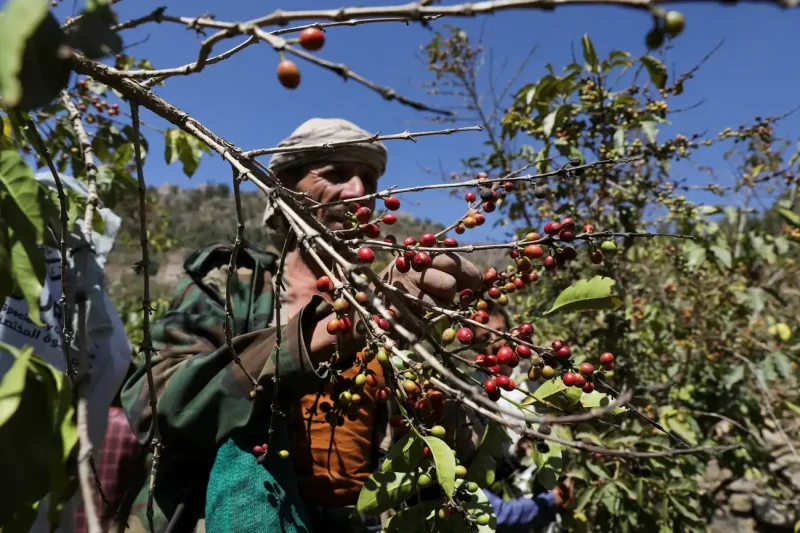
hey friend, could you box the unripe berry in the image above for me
[455,465,468,478]
[333,298,349,313]
[457,327,473,344]
[528,366,542,380]
[664,10,685,36]
[430,425,446,438]
[541,365,556,379]
[278,450,290,459]
[418,473,432,487]
[523,245,544,259]
[441,328,457,345]
[601,240,617,252]
[463,216,477,229]
[455,224,465,234]
[384,196,401,211]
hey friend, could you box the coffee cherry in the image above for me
[473,310,490,324]
[443,237,458,248]
[604,362,615,371]
[338,316,353,333]
[467,481,479,493]
[418,473,432,487]
[543,256,557,270]
[583,224,595,233]
[518,323,534,337]
[366,374,378,387]
[516,345,532,359]
[326,319,340,334]
[476,514,491,526]
[544,221,562,235]
[278,449,290,459]
[590,251,604,264]
[457,327,473,344]
[537,423,552,436]
[488,287,502,299]
[600,352,615,365]
[355,206,372,224]
[483,378,497,393]
[333,298,349,313]
[559,230,575,242]
[459,288,474,304]
[563,246,577,260]
[463,216,477,229]
[579,362,595,375]
[556,346,572,358]
[552,340,564,350]
[474,214,486,226]
[277,60,301,89]
[541,365,556,379]
[497,346,513,365]
[484,354,498,367]
[664,10,685,36]
[412,251,432,272]
[355,291,370,305]
[376,387,390,402]
[376,349,389,364]
[441,328,457,345]
[534,186,547,199]
[455,224,465,234]
[528,366,542,380]
[455,465,468,478]
[562,372,578,386]
[573,374,586,388]
[395,256,411,273]
[503,181,514,191]
[483,201,496,213]
[384,196,401,211]
[513,277,525,290]
[382,214,397,225]
[582,382,595,393]
[403,380,418,394]
[523,245,544,259]
[316,276,334,293]
[420,233,437,247]
[299,27,325,50]
[561,217,576,230]
[646,27,665,49]
[601,240,617,252]
[474,354,486,366]
[465,191,477,202]
[253,444,265,455]
[496,375,512,391]
[404,236,416,247]
[430,425,446,438]
[358,247,375,263]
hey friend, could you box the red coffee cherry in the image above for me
[316,276,334,293]
[298,27,325,51]
[412,251,432,272]
[357,247,375,264]
[384,196,401,211]
[395,256,411,273]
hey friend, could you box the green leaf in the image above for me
[710,245,732,270]
[356,470,418,516]
[581,34,598,73]
[533,378,568,401]
[585,460,610,480]
[640,55,667,89]
[777,207,800,228]
[598,483,619,513]
[461,485,497,533]
[640,120,658,143]
[422,435,456,498]
[0,0,50,107]
[580,390,627,415]
[384,501,437,533]
[0,343,32,427]
[543,107,561,138]
[164,129,180,165]
[0,150,45,243]
[668,494,702,522]
[533,441,563,489]
[613,128,625,155]
[466,449,496,487]
[574,486,597,512]
[64,5,122,59]
[381,433,424,473]
[723,365,745,389]
[544,276,620,316]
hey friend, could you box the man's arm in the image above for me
[482,489,558,533]
[120,246,332,456]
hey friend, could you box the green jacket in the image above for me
[120,242,333,532]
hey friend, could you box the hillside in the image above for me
[105,184,507,303]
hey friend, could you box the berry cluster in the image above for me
[277,28,326,89]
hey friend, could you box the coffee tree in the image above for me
[1,1,799,532]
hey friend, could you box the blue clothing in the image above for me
[483,489,558,533]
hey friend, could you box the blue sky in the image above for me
[58,0,800,241]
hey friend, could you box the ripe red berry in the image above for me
[513,278,525,290]
[379,318,390,330]
[474,354,486,366]
[506,379,516,391]
[384,235,397,245]
[298,27,325,51]
[556,346,572,358]
[357,247,375,264]
[412,251,432,272]
[600,352,614,365]
[544,221,562,235]
[562,372,578,386]
[579,362,595,375]
[573,374,586,387]
[376,387,390,402]
[518,323,534,337]
[604,362,615,371]
[338,316,353,333]
[326,318,340,335]
[384,196,401,211]
[355,206,372,224]
[559,230,575,242]
[362,223,381,238]
[474,214,486,226]
[457,327,473,344]
[543,256,557,270]
[393,256,410,273]
[582,382,595,393]
[504,181,514,191]
[382,214,397,225]
[561,217,576,230]
[552,339,564,350]
[366,374,378,387]
[477,172,488,180]
[488,287,502,299]
[459,288,474,304]
[562,246,577,260]
[523,245,544,259]
[443,237,459,248]
[420,233,437,247]
[496,374,511,390]
[404,236,417,247]
[516,345,532,358]
[483,378,497,393]
[465,191,477,202]
[474,310,489,324]
[483,201,496,213]
[484,354,498,367]
[316,276,334,293]
[487,364,502,375]
[277,60,301,89]
[583,224,595,233]
[497,346,513,365]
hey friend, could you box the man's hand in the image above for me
[378,251,483,310]
[554,477,575,509]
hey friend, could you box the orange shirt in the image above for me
[288,355,386,508]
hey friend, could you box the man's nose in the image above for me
[339,175,367,201]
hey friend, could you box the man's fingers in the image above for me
[429,252,482,292]
[416,268,458,303]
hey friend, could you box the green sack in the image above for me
[205,418,313,533]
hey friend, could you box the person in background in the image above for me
[473,300,575,532]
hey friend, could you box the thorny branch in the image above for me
[130,103,162,532]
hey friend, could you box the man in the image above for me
[120,118,483,532]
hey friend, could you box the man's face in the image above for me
[288,162,380,231]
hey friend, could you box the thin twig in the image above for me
[130,103,162,533]
[243,125,482,158]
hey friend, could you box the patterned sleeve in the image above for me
[120,243,331,455]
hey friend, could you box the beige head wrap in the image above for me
[267,117,388,178]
